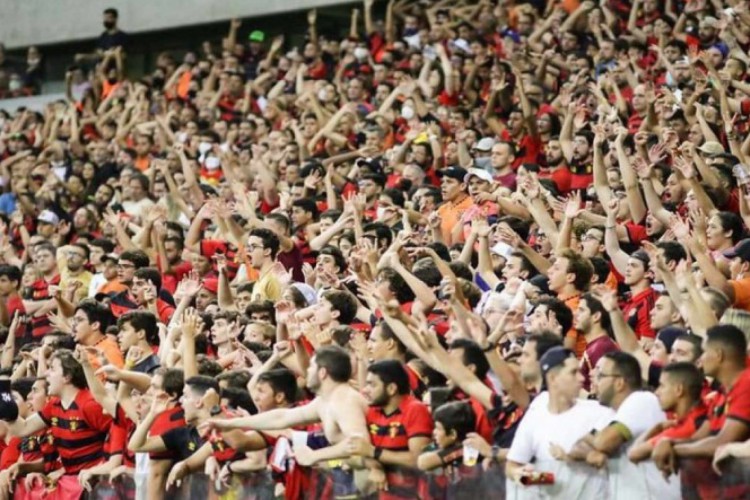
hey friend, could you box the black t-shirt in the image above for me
[98,30,129,51]
[133,354,160,374]
[161,426,204,462]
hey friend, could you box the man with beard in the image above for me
[203,346,370,491]
[560,93,595,188]
[344,359,433,498]
[576,294,620,392]
[506,347,613,498]
[57,243,93,304]
[539,138,572,195]
[566,352,679,499]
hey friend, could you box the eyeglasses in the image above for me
[67,252,86,259]
[247,244,264,251]
[117,263,135,269]
[582,234,602,243]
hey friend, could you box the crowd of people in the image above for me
[1,0,750,498]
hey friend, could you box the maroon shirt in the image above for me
[580,335,620,391]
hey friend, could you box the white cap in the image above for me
[37,210,59,225]
[473,137,496,152]
[464,168,494,183]
[450,38,472,55]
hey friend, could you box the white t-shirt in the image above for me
[607,391,681,500]
[507,398,614,499]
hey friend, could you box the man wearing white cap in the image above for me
[36,210,59,240]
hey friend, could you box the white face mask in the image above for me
[198,141,212,155]
[177,132,189,143]
[401,105,414,120]
[376,206,387,220]
[354,47,369,61]
[474,157,491,169]
[317,88,328,102]
[204,156,221,170]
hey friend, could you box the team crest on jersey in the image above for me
[51,417,58,427]
[188,442,196,451]
[70,418,79,431]
[389,422,402,438]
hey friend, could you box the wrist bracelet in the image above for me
[373,447,383,460]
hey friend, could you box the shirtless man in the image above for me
[203,345,369,467]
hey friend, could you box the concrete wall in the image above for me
[0,0,354,49]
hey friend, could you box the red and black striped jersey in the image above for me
[39,389,112,473]
[148,405,186,461]
[29,275,60,338]
[366,395,433,499]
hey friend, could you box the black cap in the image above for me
[355,157,384,175]
[437,166,469,182]
[723,239,750,262]
[539,346,576,382]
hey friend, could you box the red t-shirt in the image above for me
[707,368,750,433]
[148,406,186,461]
[366,395,433,500]
[39,390,112,473]
[621,287,657,339]
[648,404,708,445]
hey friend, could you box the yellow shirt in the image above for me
[60,269,93,304]
[252,268,282,302]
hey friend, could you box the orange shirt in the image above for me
[562,293,587,359]
[436,195,474,245]
[88,335,125,379]
[134,155,151,172]
[97,279,129,296]
[730,277,750,311]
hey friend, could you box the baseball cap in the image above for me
[698,141,725,156]
[292,283,318,306]
[656,326,687,354]
[249,30,265,43]
[37,210,59,225]
[473,137,496,152]
[539,346,576,382]
[723,238,750,262]
[202,278,219,295]
[437,166,469,182]
[464,167,494,183]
